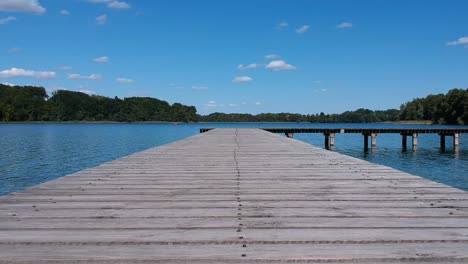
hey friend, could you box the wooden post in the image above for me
[363,134,369,150]
[324,133,330,150]
[412,133,418,151]
[402,134,407,149]
[330,133,336,147]
[371,133,377,148]
[440,134,446,151]
[453,133,459,150]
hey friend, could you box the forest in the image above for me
[0,84,197,122]
[0,84,467,124]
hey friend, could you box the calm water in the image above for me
[0,123,467,195]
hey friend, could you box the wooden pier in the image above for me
[0,128,467,263]
[201,127,468,150]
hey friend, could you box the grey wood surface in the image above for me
[0,128,467,263]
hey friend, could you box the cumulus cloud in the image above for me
[206,100,217,107]
[192,86,208,90]
[93,56,109,63]
[46,85,67,94]
[265,54,280,60]
[0,0,46,14]
[337,22,353,28]
[8,47,20,53]
[116,77,134,83]
[238,63,261,70]
[60,9,70,15]
[85,0,130,9]
[232,76,253,83]
[265,60,296,71]
[79,89,96,95]
[1,82,16,86]
[58,66,72,70]
[68,73,102,80]
[278,22,288,28]
[0,16,16,25]
[108,1,130,9]
[96,14,107,25]
[0,67,56,79]
[447,37,468,47]
[296,25,310,34]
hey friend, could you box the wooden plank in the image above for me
[0,128,467,263]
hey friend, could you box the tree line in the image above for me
[1,84,466,124]
[198,109,401,123]
[0,84,197,122]
[399,88,468,125]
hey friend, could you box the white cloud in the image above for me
[0,67,56,79]
[93,56,109,63]
[232,76,253,83]
[206,100,217,107]
[278,22,288,28]
[58,66,72,70]
[8,47,20,53]
[255,101,261,105]
[241,102,247,105]
[238,63,261,70]
[229,103,239,107]
[337,22,353,28]
[296,25,310,34]
[1,82,16,86]
[46,85,67,94]
[0,0,46,14]
[108,1,130,9]
[60,9,70,15]
[116,77,134,83]
[96,14,107,25]
[447,37,468,47]
[79,89,96,95]
[68,73,102,80]
[192,86,208,90]
[265,54,280,60]
[85,0,130,10]
[85,0,112,2]
[265,60,296,71]
[0,16,16,25]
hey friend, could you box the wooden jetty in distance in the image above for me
[201,127,468,150]
[1,128,468,263]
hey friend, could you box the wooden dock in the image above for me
[0,128,467,263]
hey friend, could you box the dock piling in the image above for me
[440,134,446,151]
[401,134,408,150]
[324,133,335,150]
[412,133,418,151]
[454,133,460,149]
[371,133,377,148]
[363,134,369,150]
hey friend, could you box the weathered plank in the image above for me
[0,128,467,263]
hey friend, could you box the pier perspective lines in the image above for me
[0,128,467,263]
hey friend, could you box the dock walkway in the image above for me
[0,128,467,263]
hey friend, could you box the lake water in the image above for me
[0,123,467,195]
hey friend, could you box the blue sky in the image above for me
[1,0,467,115]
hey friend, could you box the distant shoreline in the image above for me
[0,120,435,125]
